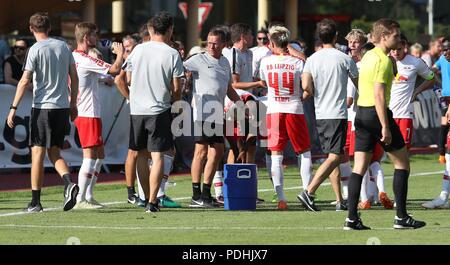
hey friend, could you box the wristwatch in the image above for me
[10,105,17,110]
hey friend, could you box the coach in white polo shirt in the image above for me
[126,12,183,213]
[184,27,242,208]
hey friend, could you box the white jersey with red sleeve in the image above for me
[259,53,304,114]
[73,50,111,118]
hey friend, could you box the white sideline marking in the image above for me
[0,170,443,218]
[0,223,397,231]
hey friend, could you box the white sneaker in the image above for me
[86,198,104,209]
[421,197,447,209]
[74,200,101,210]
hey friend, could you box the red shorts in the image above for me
[349,130,356,157]
[267,113,310,153]
[74,117,103,148]
[344,121,352,152]
[371,143,384,162]
[394,118,413,149]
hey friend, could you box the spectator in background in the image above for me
[410,43,423,58]
[139,24,151,43]
[0,36,10,83]
[3,39,32,89]
[422,37,443,67]
[250,29,271,77]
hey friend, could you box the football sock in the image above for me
[393,169,409,218]
[298,151,312,190]
[192,183,201,200]
[339,161,352,199]
[31,189,41,206]
[348,172,364,220]
[86,159,103,201]
[271,155,285,201]
[370,161,385,193]
[77,158,95,202]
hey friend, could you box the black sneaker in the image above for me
[343,217,371,230]
[25,202,43,213]
[297,190,320,212]
[189,197,219,208]
[393,215,426,229]
[127,193,139,204]
[63,183,79,211]
[256,197,265,204]
[336,201,348,211]
[145,202,161,213]
[189,198,205,208]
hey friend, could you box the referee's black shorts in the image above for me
[354,106,405,153]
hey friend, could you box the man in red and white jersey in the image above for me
[259,25,312,210]
[72,22,124,209]
[390,35,435,149]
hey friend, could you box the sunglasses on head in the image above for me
[14,46,26,51]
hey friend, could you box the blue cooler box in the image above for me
[223,164,257,210]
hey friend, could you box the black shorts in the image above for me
[30,108,70,148]
[316,119,347,155]
[354,107,405,152]
[194,121,224,145]
[129,109,173,152]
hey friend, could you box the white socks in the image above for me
[213,170,224,198]
[157,154,174,197]
[271,155,285,201]
[370,161,385,193]
[298,151,312,190]
[86,159,103,201]
[265,153,272,180]
[77,158,96,202]
[339,161,352,199]
[360,170,370,202]
[440,154,450,200]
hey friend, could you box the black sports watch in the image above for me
[10,105,17,110]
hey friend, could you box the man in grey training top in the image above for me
[7,12,80,212]
[299,19,359,212]
[126,12,184,213]
[185,27,242,208]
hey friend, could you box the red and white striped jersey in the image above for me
[259,53,304,114]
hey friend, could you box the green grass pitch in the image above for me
[0,154,449,245]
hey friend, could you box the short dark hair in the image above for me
[29,12,51,33]
[123,34,141,45]
[230,23,252,44]
[208,27,227,43]
[316,19,337,44]
[148,12,174,36]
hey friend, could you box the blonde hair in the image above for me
[88,48,103,60]
[345,28,367,43]
[410,43,423,52]
[268,25,291,48]
[75,22,97,43]
[371,19,400,43]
